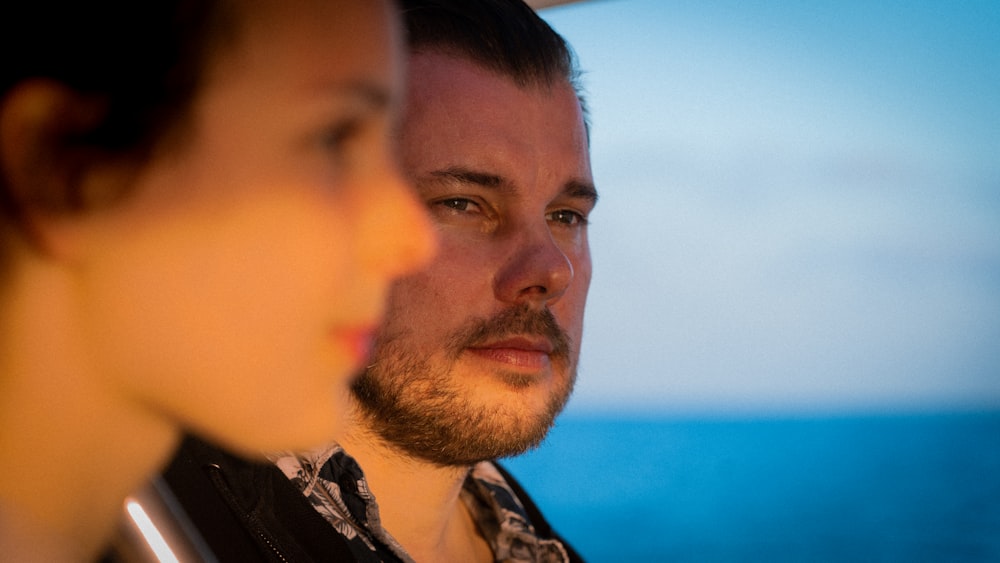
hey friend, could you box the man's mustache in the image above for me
[452,305,572,361]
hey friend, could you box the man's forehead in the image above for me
[404,50,573,105]
[400,50,593,200]
[401,52,586,142]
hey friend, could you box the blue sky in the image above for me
[538,0,1000,415]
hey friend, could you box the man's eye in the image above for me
[436,198,480,213]
[548,209,587,225]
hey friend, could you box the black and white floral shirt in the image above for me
[272,445,570,563]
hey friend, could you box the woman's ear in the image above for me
[0,80,110,260]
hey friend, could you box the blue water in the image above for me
[502,410,1000,562]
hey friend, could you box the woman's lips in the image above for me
[332,326,377,366]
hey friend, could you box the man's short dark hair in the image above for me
[399,0,584,99]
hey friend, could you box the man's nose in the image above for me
[493,225,574,306]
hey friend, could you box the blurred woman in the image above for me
[0,0,434,559]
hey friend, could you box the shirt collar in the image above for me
[273,446,568,563]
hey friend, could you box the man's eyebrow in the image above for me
[429,166,598,205]
[565,179,599,206]
[430,167,512,192]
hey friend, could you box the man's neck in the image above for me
[337,428,493,563]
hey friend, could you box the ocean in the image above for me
[502,410,1000,562]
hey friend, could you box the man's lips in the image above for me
[465,336,554,370]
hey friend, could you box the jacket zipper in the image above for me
[254,529,290,563]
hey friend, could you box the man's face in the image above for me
[352,51,595,466]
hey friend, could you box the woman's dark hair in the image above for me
[0,0,235,216]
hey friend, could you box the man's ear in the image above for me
[0,80,109,259]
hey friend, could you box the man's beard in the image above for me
[351,304,577,467]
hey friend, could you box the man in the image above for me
[161,1,594,561]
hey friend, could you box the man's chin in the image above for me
[374,398,564,467]
[349,347,575,466]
